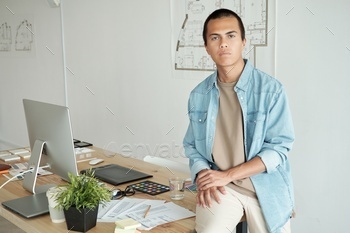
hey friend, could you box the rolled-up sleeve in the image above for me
[183,96,211,182]
[257,87,295,173]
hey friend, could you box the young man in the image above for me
[183,9,295,233]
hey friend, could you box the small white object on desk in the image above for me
[0,151,11,157]
[0,154,21,162]
[115,218,141,230]
[75,147,95,155]
[18,152,31,159]
[89,158,104,165]
[8,148,30,155]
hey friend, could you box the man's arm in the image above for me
[183,121,211,181]
[195,157,266,207]
[196,156,266,190]
[183,94,212,182]
[256,87,294,174]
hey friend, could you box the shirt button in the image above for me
[199,119,202,122]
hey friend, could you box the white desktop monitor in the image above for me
[22,99,79,194]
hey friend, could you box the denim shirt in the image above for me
[183,60,295,233]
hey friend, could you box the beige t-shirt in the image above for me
[212,79,256,197]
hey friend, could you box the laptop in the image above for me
[81,164,153,186]
[2,192,49,218]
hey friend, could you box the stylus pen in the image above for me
[144,205,151,218]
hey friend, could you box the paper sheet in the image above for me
[97,197,195,230]
[128,202,195,230]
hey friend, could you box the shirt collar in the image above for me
[206,59,253,92]
[236,59,253,92]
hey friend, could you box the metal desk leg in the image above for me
[236,221,248,233]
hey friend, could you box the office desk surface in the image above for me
[0,147,196,233]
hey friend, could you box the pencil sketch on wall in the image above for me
[15,20,34,51]
[0,22,12,52]
[0,17,35,56]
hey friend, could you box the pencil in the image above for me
[144,205,151,218]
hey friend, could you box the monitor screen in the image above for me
[22,99,78,194]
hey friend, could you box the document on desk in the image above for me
[98,198,164,222]
[97,197,195,230]
[128,201,195,230]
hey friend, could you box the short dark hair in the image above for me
[202,8,245,45]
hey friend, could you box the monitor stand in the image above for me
[2,140,53,218]
[23,140,55,194]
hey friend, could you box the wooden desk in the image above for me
[0,147,196,233]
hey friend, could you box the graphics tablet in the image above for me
[81,164,153,186]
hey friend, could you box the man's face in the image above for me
[205,17,246,68]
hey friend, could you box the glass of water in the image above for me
[168,177,185,200]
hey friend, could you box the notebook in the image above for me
[81,164,153,186]
[2,192,49,218]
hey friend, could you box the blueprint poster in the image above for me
[171,0,275,73]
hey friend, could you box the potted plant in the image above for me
[55,169,111,232]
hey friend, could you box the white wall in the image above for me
[0,0,65,148]
[62,0,195,164]
[0,0,350,232]
[276,1,350,232]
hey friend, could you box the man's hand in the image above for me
[196,157,266,191]
[196,169,232,191]
[195,157,267,207]
[195,169,230,208]
[196,186,226,208]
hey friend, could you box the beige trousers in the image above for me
[195,186,291,233]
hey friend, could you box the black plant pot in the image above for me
[63,206,98,232]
